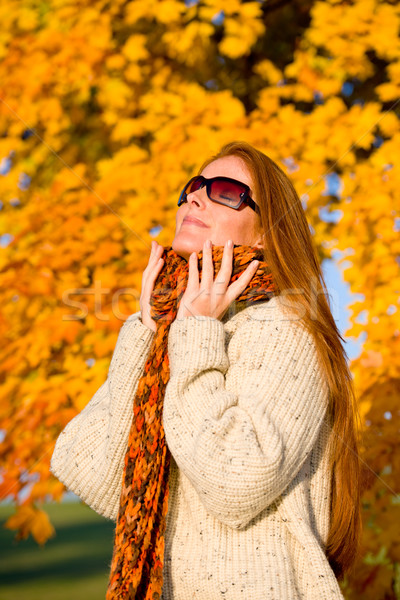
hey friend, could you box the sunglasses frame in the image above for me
[178,175,260,215]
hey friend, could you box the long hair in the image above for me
[197,141,363,579]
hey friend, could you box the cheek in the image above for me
[175,207,185,229]
[223,213,245,235]
[216,212,258,244]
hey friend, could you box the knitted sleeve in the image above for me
[50,311,155,521]
[162,302,330,530]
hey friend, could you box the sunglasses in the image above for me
[177,175,260,215]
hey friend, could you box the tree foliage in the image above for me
[0,0,399,596]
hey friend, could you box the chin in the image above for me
[171,235,203,262]
[171,239,193,261]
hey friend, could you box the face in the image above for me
[172,156,264,261]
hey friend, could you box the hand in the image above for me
[176,239,259,321]
[139,241,164,333]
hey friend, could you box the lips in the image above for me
[182,216,209,228]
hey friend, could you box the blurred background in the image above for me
[0,0,399,598]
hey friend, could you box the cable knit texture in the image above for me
[51,257,344,600]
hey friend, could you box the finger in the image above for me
[145,242,162,269]
[200,239,213,289]
[141,245,164,306]
[152,242,164,261]
[215,239,233,289]
[143,241,154,275]
[187,251,199,291]
[149,256,164,279]
[225,260,259,302]
[142,256,164,296]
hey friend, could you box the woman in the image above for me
[51,141,362,599]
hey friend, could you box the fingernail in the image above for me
[227,239,233,248]
[205,239,211,248]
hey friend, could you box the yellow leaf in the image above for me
[30,509,56,545]
[254,60,283,85]
[97,78,133,110]
[122,35,149,62]
[17,9,38,31]
[4,505,36,540]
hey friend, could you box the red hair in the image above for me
[198,141,363,578]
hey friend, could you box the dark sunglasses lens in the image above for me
[187,177,204,194]
[179,177,201,205]
[210,179,245,207]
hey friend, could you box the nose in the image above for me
[187,186,208,210]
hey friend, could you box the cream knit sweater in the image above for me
[50,296,345,600]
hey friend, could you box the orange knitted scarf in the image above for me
[106,244,275,600]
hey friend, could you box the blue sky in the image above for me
[321,256,364,361]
